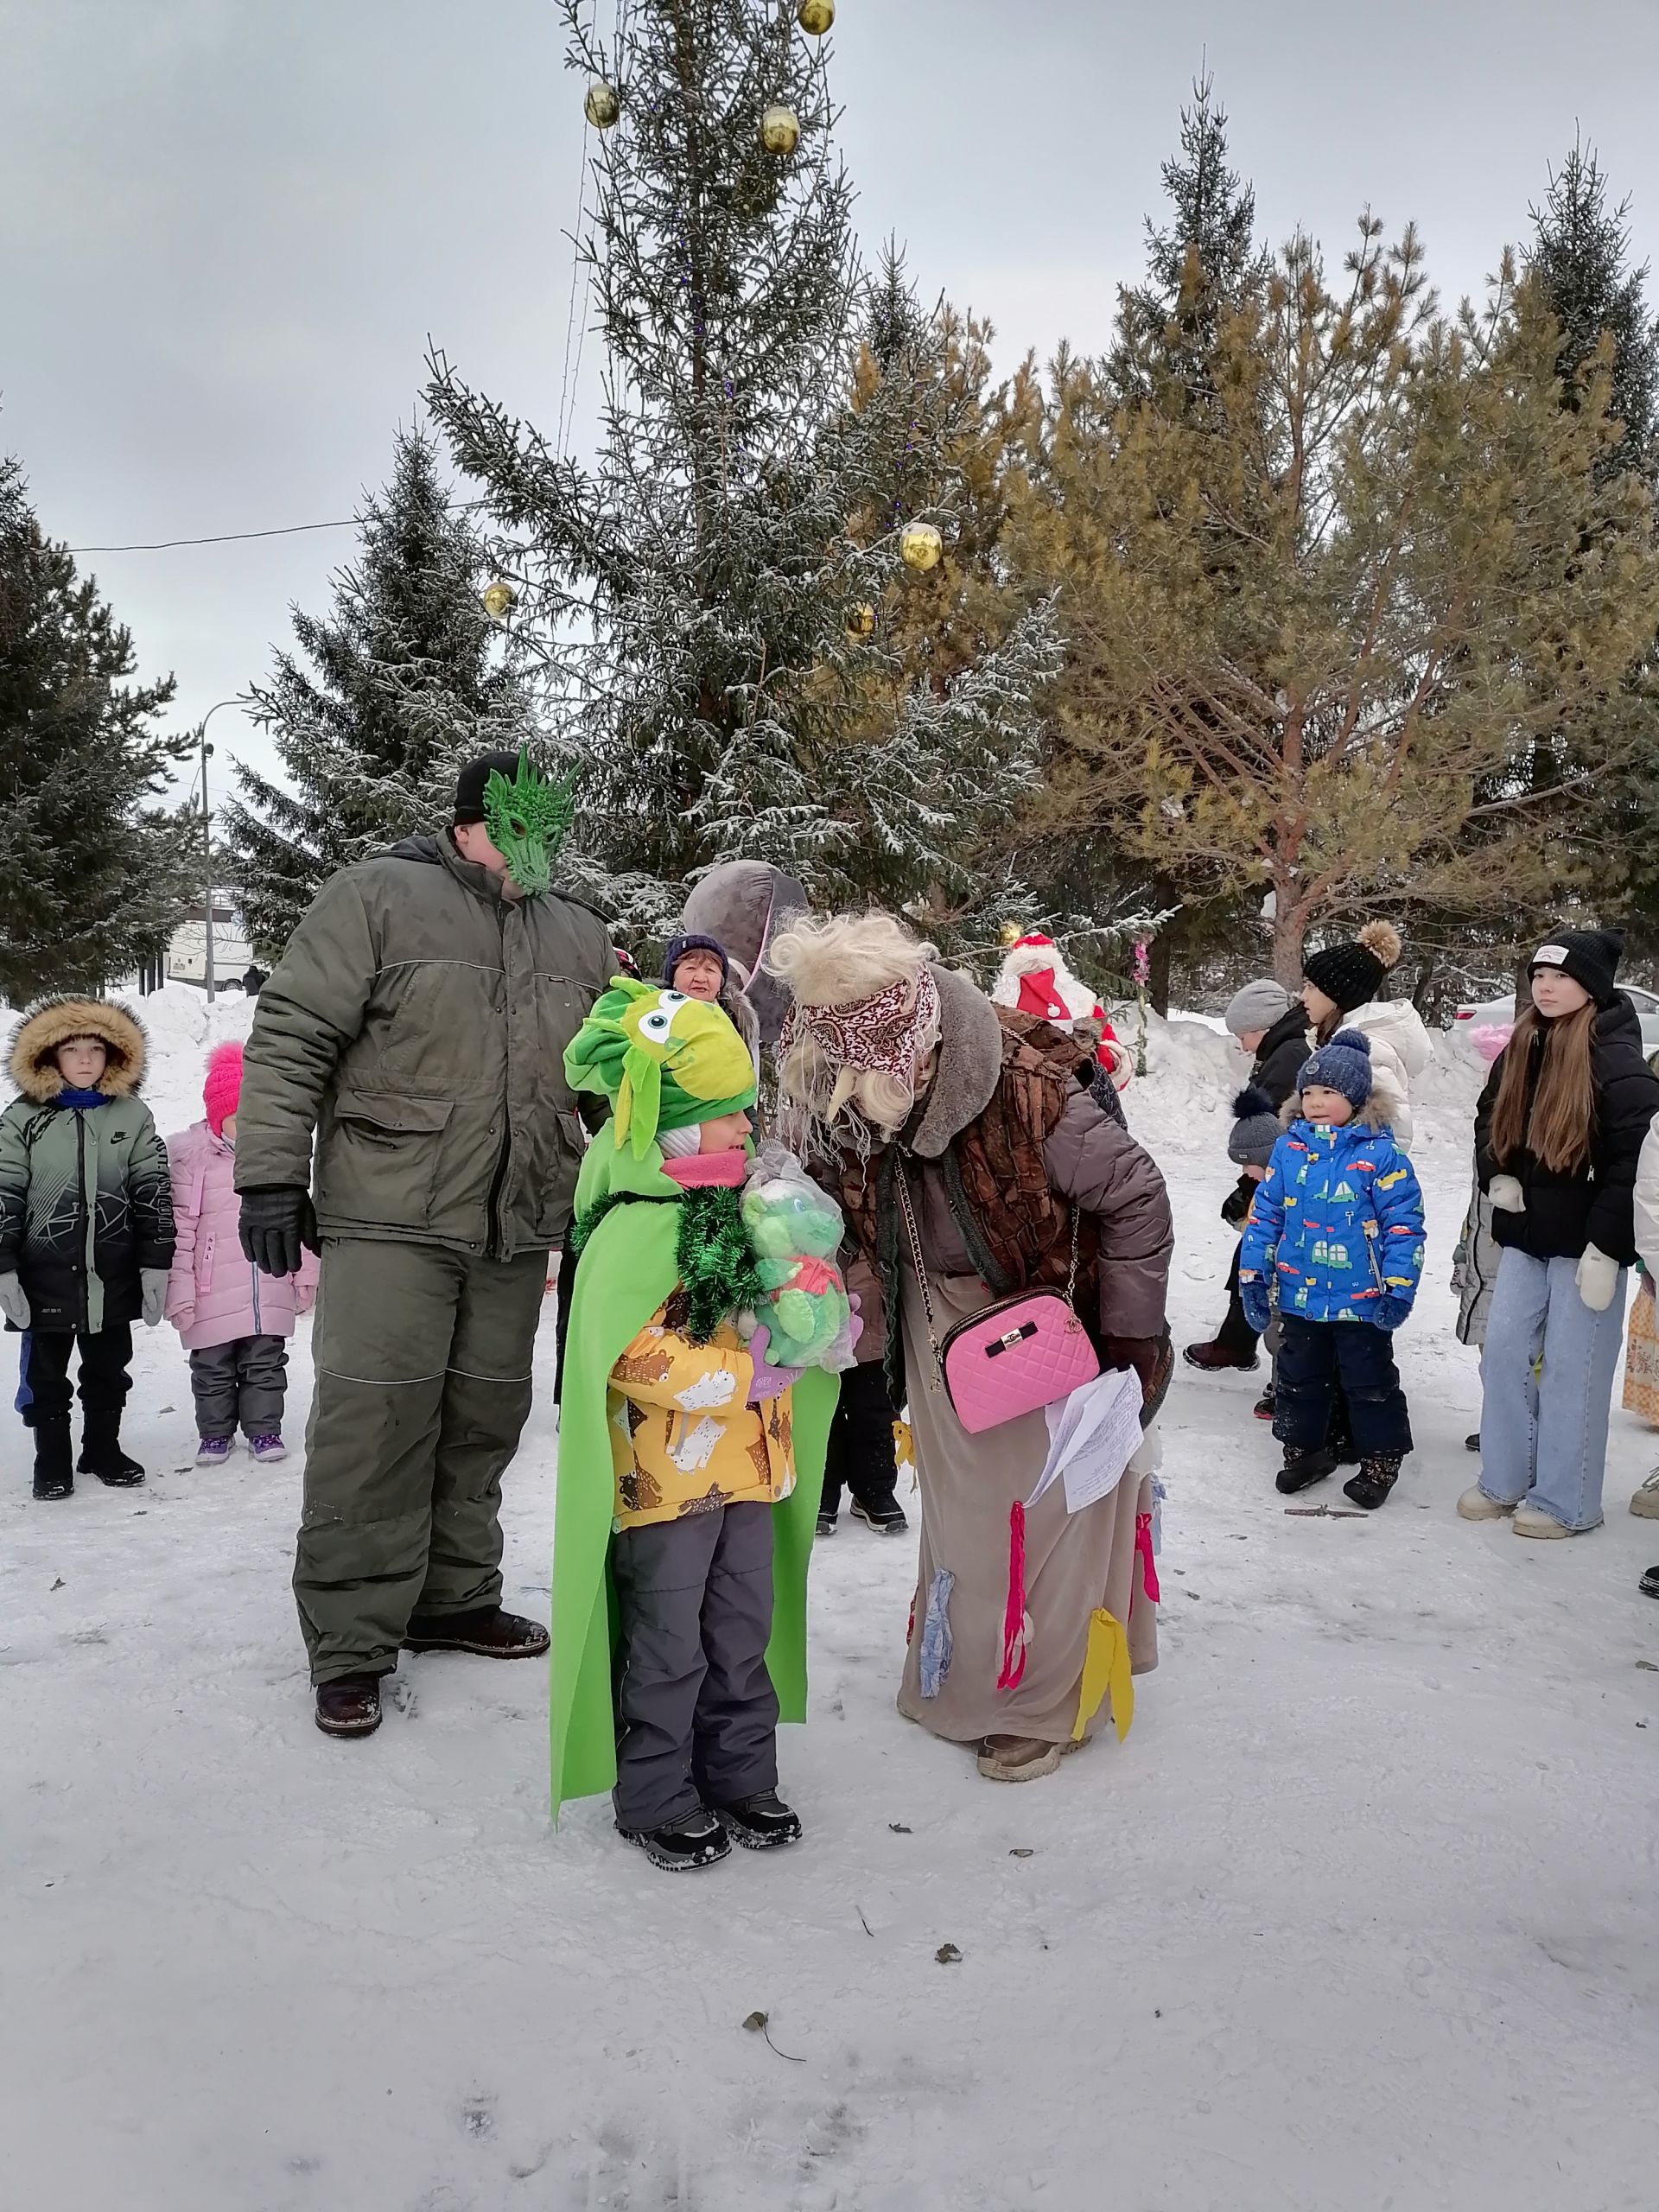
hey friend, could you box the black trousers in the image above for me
[1212,1241,1261,1360]
[21,1324,133,1427]
[820,1361,901,1517]
[1273,1314,1412,1458]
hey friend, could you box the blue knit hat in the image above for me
[1297,1027,1374,1109]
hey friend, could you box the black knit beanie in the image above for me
[1529,926,1624,1007]
[453,751,524,824]
[1302,920,1402,1014]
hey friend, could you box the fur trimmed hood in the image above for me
[1280,1090,1392,1135]
[7,995,148,1104]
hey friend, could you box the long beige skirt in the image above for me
[896,1269,1158,1747]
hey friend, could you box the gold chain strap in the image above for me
[893,1163,944,1389]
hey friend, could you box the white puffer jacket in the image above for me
[1632,1112,1659,1276]
[1344,998,1432,1149]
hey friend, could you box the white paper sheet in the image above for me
[1027,1366,1146,1516]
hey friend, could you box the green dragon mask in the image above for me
[483,749,578,898]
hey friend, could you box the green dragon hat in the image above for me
[482,748,577,898]
[563,977,757,1159]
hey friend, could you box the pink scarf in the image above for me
[661,1149,748,1190]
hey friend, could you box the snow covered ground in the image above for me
[4,995,1658,2212]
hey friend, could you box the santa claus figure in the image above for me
[990,930,1134,1092]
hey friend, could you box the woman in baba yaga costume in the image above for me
[550,976,837,1831]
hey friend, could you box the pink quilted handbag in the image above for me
[897,1169,1100,1433]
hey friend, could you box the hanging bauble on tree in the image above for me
[760,104,801,155]
[584,79,620,129]
[844,601,876,643]
[899,521,943,572]
[798,0,836,32]
[480,580,518,621]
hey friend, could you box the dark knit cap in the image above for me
[663,931,730,990]
[1529,926,1624,1008]
[1297,1027,1375,1110]
[1227,1085,1282,1170]
[453,751,524,824]
[1302,920,1402,1015]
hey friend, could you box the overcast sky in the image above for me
[8,0,1659,797]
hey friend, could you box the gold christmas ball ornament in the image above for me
[480,580,518,621]
[583,79,620,130]
[760,104,801,156]
[899,521,944,573]
[798,0,836,32]
[844,600,876,642]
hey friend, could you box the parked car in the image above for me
[1452,983,1659,1058]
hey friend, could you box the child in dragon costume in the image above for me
[556,978,837,1870]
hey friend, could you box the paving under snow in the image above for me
[3,989,1657,2211]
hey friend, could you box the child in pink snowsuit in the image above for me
[165,1042,318,1465]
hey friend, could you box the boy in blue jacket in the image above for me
[1240,1027,1426,1510]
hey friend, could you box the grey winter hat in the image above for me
[1227,1085,1281,1169]
[1224,978,1295,1039]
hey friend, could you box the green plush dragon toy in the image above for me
[482,748,578,899]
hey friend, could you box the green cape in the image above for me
[550,1122,835,1821]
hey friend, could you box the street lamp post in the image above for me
[194,701,241,1003]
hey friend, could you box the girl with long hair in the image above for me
[1463,928,1659,1536]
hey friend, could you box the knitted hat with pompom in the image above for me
[1302,920,1402,1015]
[203,1040,244,1137]
[1296,1027,1375,1111]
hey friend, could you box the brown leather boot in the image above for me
[1182,1338,1258,1374]
[402,1606,550,1659]
[315,1674,384,1738]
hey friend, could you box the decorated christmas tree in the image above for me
[220,426,540,958]
[428,0,1056,944]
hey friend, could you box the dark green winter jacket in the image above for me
[235,833,614,1257]
[0,996,175,1333]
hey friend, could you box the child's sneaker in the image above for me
[1276,1446,1338,1495]
[850,1497,907,1536]
[248,1433,287,1463]
[196,1436,233,1466]
[816,1510,837,1538]
[715,1789,804,1849]
[618,1808,732,1872]
[1344,1454,1402,1510]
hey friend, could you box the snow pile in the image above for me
[3,983,1658,2211]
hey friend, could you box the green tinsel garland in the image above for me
[567,1183,766,1346]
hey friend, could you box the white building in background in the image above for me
[167,899,254,990]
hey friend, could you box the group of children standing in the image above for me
[1187,920,1659,1577]
[2,997,313,1499]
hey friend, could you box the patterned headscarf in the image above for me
[778,967,941,1084]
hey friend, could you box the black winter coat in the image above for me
[1474,994,1659,1265]
[1253,1003,1313,1110]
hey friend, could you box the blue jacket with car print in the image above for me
[1239,1096,1426,1329]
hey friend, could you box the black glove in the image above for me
[238,1185,320,1279]
[1219,1176,1255,1229]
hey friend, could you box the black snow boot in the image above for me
[850,1496,908,1536]
[1465,1433,1481,1453]
[618,1808,731,1872]
[32,1416,74,1501]
[1344,1455,1402,1511]
[1637,1564,1659,1601]
[1276,1446,1338,1495]
[1253,1387,1276,1422]
[77,1410,144,1487]
[714,1790,804,1851]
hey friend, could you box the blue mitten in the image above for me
[1375,1294,1413,1331]
[1240,1277,1272,1335]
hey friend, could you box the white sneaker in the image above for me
[1513,1504,1576,1539]
[1630,1470,1659,1520]
[1457,1486,1513,1521]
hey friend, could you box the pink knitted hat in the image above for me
[203,1040,244,1136]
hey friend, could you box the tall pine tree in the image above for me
[0,454,192,1003]
[221,426,539,958]
[428,0,1056,944]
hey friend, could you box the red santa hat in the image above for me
[990,931,1132,1090]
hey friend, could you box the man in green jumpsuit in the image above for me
[235,752,613,1738]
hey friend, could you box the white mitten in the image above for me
[140,1268,170,1328]
[1488,1174,1526,1214]
[1575,1245,1620,1314]
[0,1271,29,1330]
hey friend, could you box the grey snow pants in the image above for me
[610,1501,779,1831]
[189,1334,290,1440]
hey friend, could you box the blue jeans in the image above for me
[1478,1248,1628,1530]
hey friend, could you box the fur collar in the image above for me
[1280,1091,1392,1135]
[907,966,1006,1159]
[8,995,148,1105]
